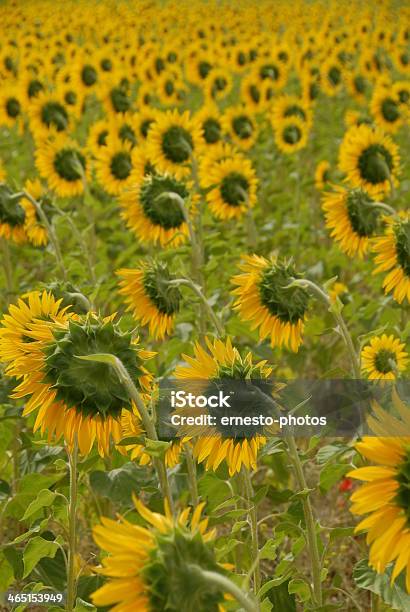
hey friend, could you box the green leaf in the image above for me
[143,438,171,459]
[316,443,349,465]
[353,559,410,610]
[22,489,57,521]
[288,578,311,602]
[198,473,231,511]
[260,598,273,612]
[23,536,59,578]
[89,462,152,505]
[328,526,355,540]
[4,546,24,580]
[319,463,350,493]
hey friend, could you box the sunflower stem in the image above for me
[184,442,199,507]
[285,434,323,608]
[109,356,174,514]
[242,468,261,598]
[1,237,14,302]
[22,190,68,281]
[66,435,78,612]
[370,201,396,216]
[188,566,258,612]
[246,208,258,250]
[288,278,361,378]
[166,278,224,336]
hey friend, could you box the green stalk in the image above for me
[166,278,224,336]
[66,436,78,612]
[242,468,261,596]
[184,442,199,507]
[76,353,174,514]
[189,566,258,612]
[288,278,361,378]
[22,190,68,281]
[285,434,323,607]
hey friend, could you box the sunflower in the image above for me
[0,290,72,373]
[373,213,410,304]
[222,107,257,151]
[0,85,23,130]
[18,69,45,106]
[392,81,410,109]
[322,185,382,258]
[119,400,183,468]
[110,112,140,148]
[361,335,408,380]
[94,136,135,196]
[71,52,100,96]
[0,183,33,244]
[28,90,70,140]
[21,178,52,246]
[174,337,272,476]
[86,118,111,154]
[134,108,157,142]
[338,124,400,198]
[344,110,373,129]
[320,56,344,96]
[271,94,313,129]
[1,308,153,456]
[202,156,258,220]
[370,86,403,134]
[91,495,229,612]
[231,255,309,352]
[348,403,410,591]
[35,134,88,198]
[147,110,204,179]
[185,50,215,86]
[254,56,287,90]
[315,160,331,191]
[117,261,181,339]
[120,173,191,247]
[240,74,274,113]
[195,104,223,147]
[99,78,133,115]
[346,71,370,104]
[204,68,233,101]
[274,116,308,154]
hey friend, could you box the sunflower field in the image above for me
[0,0,410,610]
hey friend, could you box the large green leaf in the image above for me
[23,536,60,578]
[353,559,410,610]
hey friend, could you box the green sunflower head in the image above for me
[161,125,193,163]
[346,189,380,237]
[0,184,26,227]
[41,101,69,131]
[259,260,310,324]
[45,281,91,314]
[394,219,410,276]
[44,315,149,419]
[143,261,181,315]
[358,143,393,185]
[141,528,225,612]
[139,174,187,229]
[54,148,86,182]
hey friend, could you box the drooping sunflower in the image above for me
[0,183,34,244]
[274,116,308,154]
[0,85,24,130]
[91,495,229,611]
[373,213,410,304]
[120,172,192,247]
[338,124,400,198]
[320,56,344,97]
[147,110,204,179]
[195,104,223,148]
[174,337,273,476]
[361,334,408,380]
[222,106,257,150]
[202,156,258,220]
[28,90,71,140]
[117,260,181,339]
[348,394,410,592]
[94,136,135,196]
[231,255,309,352]
[322,185,382,258]
[370,86,403,134]
[1,307,154,456]
[35,134,88,198]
